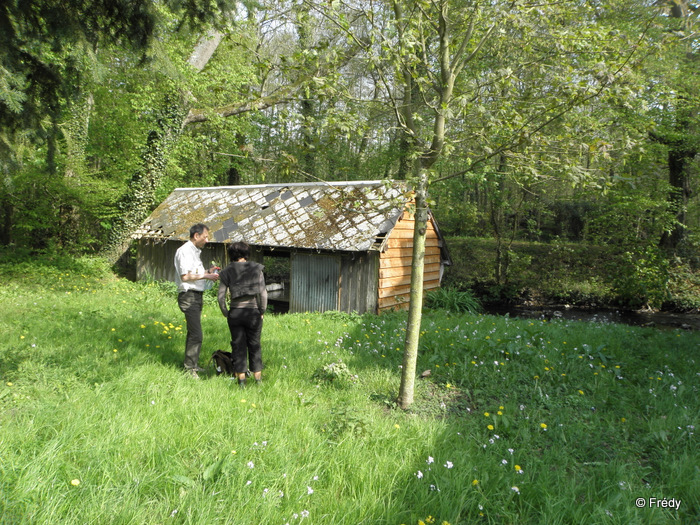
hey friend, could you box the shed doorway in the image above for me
[262,251,291,314]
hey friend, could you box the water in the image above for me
[483,305,700,331]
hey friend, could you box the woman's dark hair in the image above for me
[228,241,250,261]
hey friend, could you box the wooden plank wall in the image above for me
[378,212,441,312]
[339,252,379,314]
[136,240,228,283]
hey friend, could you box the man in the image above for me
[174,223,220,378]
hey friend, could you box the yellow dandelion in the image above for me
[6,382,13,386]
[240,399,246,403]
[540,423,547,429]
[472,479,479,486]
[578,390,584,395]
[394,424,400,429]
[140,324,146,329]
[70,479,80,486]
[499,406,504,410]
[621,417,627,423]
[487,424,494,431]
[484,412,490,417]
[497,411,503,416]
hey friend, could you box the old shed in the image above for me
[132,180,451,314]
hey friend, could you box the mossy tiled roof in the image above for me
[132,180,409,252]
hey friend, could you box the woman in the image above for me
[218,241,267,388]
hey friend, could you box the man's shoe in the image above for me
[186,369,200,379]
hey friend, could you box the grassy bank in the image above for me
[0,254,698,524]
[444,237,700,310]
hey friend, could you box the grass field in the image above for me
[0,255,698,524]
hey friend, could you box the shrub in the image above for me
[312,362,357,385]
[425,286,483,313]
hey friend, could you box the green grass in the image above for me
[0,255,698,524]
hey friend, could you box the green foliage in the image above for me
[0,247,113,286]
[444,237,616,306]
[312,361,357,385]
[610,246,671,309]
[323,407,372,441]
[425,287,483,314]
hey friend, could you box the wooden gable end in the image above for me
[378,211,442,312]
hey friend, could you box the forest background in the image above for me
[1,0,699,311]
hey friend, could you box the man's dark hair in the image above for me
[189,223,208,238]
[228,241,250,261]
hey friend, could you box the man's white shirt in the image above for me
[174,240,212,293]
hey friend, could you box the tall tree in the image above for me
[650,0,700,252]
[103,30,227,265]
[0,0,238,250]
[302,0,657,407]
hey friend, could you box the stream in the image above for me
[483,305,700,331]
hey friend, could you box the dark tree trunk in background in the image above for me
[659,146,696,251]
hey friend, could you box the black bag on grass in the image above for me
[211,350,235,376]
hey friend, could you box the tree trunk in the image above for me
[0,196,12,245]
[659,146,695,251]
[657,0,697,253]
[58,92,94,248]
[397,170,429,409]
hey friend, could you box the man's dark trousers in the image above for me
[178,290,204,370]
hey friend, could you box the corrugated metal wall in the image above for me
[290,253,340,313]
